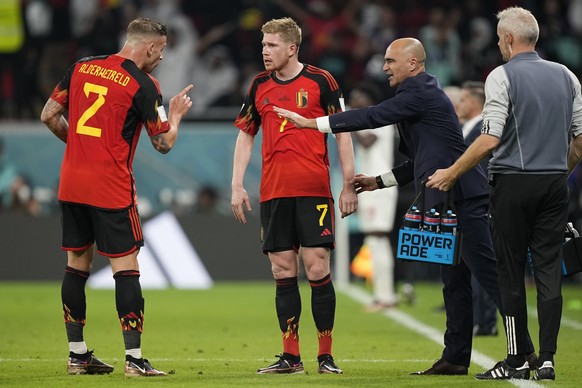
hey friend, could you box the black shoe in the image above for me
[67,350,114,375]
[257,354,304,374]
[318,354,343,374]
[412,358,468,375]
[475,360,529,380]
[533,361,555,380]
[124,356,167,377]
[526,352,538,371]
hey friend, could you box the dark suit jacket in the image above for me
[464,118,490,176]
[329,72,488,210]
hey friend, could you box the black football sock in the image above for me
[310,274,335,356]
[114,270,144,352]
[310,274,335,331]
[61,266,90,343]
[276,276,301,357]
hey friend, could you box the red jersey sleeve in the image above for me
[50,63,77,107]
[138,75,170,137]
[234,72,270,135]
[311,66,343,115]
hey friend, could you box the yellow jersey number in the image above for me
[76,82,108,138]
[279,118,288,133]
[316,204,328,226]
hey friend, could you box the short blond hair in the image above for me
[497,7,539,45]
[127,17,167,41]
[261,17,302,46]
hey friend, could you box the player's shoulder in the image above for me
[304,64,339,90]
[76,54,110,65]
[251,70,273,85]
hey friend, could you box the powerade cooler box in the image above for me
[396,186,462,266]
[397,228,461,265]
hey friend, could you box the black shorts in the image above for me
[260,197,335,253]
[60,202,144,258]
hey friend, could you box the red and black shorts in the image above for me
[260,196,335,253]
[60,202,144,258]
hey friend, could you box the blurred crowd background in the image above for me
[2,0,582,226]
[2,0,582,287]
[2,0,582,120]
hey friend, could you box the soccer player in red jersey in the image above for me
[40,17,193,377]
[231,17,357,375]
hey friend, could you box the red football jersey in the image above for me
[50,54,170,209]
[234,64,342,202]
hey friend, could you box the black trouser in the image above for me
[440,195,500,366]
[490,174,567,357]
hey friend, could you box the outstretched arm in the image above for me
[427,133,499,191]
[273,106,318,130]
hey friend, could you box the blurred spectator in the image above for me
[70,0,122,59]
[419,6,462,87]
[0,138,40,215]
[357,2,398,55]
[152,14,197,101]
[568,0,582,36]
[191,45,239,113]
[443,85,463,123]
[538,0,582,73]
[270,0,359,80]
[196,185,219,214]
[349,82,399,311]
[2,0,582,120]
[0,137,17,210]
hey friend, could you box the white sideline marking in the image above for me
[340,285,542,387]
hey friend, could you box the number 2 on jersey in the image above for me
[76,82,108,138]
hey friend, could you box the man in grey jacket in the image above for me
[428,6,582,381]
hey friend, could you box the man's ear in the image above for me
[147,42,155,56]
[410,58,418,71]
[288,43,297,58]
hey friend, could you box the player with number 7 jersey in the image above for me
[235,63,343,202]
[231,17,357,375]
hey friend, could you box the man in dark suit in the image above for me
[459,81,489,174]
[458,81,498,337]
[274,37,535,375]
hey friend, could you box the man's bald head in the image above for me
[383,38,426,88]
[390,38,426,64]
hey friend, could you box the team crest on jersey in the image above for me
[296,89,308,108]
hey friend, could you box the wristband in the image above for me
[375,175,386,189]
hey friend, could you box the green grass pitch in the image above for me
[1,281,581,387]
